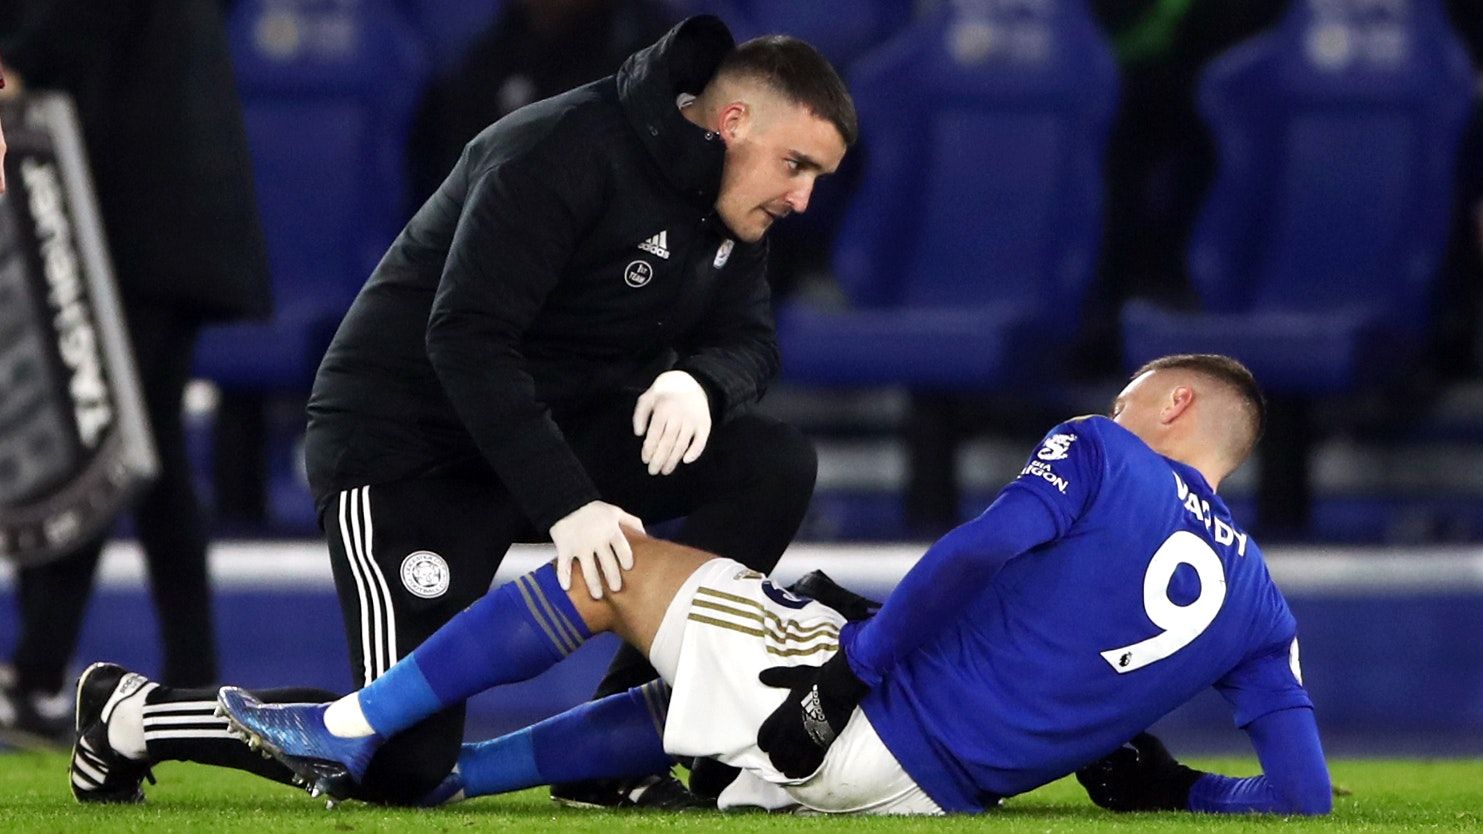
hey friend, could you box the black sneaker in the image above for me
[551,774,714,810]
[69,662,156,804]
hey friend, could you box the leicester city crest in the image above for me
[401,550,450,599]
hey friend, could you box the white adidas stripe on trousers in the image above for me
[339,487,399,684]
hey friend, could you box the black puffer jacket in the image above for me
[306,16,778,531]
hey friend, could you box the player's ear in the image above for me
[1160,385,1195,425]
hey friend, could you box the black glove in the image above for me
[1076,732,1207,812]
[755,650,869,778]
[785,570,882,622]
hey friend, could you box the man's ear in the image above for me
[1160,385,1195,425]
[717,100,750,142]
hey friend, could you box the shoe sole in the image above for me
[214,697,352,806]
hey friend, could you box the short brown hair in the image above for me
[716,35,859,147]
[1133,354,1267,463]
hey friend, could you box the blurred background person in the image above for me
[0,0,271,745]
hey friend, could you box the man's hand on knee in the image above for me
[550,501,646,598]
[756,649,868,779]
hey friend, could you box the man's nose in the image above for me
[785,181,814,215]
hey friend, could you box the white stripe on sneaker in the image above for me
[73,755,105,784]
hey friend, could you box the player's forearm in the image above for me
[1188,773,1330,815]
[1191,707,1331,815]
[843,488,1058,684]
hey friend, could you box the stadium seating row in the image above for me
[190,0,1476,537]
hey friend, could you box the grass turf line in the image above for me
[3,754,1480,832]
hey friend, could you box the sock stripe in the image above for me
[525,571,586,647]
[637,681,669,738]
[514,574,578,655]
[516,575,572,652]
[144,715,229,729]
[144,728,241,741]
[142,701,218,716]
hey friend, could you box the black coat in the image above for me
[306,16,779,532]
[0,0,271,322]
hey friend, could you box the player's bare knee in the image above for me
[566,534,714,650]
[564,563,618,634]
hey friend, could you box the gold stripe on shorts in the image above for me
[687,583,842,658]
[686,613,842,658]
[692,587,841,639]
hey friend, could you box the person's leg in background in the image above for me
[125,304,218,687]
[3,540,108,745]
[54,301,337,800]
[6,302,214,748]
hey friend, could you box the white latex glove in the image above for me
[632,370,712,476]
[549,500,645,598]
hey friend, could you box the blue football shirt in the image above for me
[848,416,1312,812]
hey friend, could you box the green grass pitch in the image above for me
[3,753,1480,832]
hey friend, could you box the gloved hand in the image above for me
[549,500,645,599]
[1075,732,1206,812]
[756,649,869,779]
[785,571,882,622]
[632,371,711,476]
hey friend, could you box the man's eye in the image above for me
[784,158,800,172]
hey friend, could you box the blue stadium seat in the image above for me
[778,0,1118,390]
[396,0,505,76]
[669,0,914,68]
[195,0,428,393]
[773,1,1117,534]
[1120,0,1475,394]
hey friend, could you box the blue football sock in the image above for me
[359,563,591,737]
[458,681,674,798]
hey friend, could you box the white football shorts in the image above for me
[648,557,942,815]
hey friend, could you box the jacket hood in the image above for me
[616,15,734,210]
